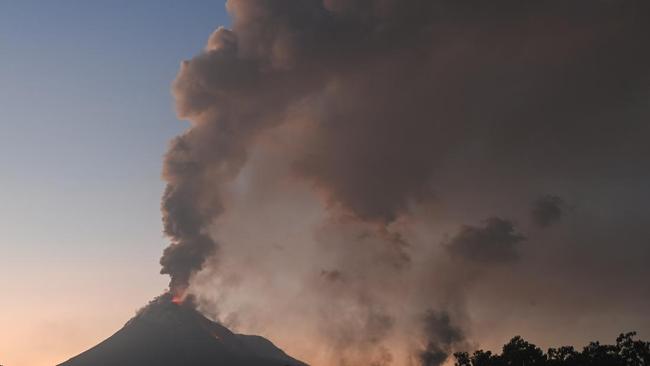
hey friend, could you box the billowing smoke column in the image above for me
[159,0,650,364]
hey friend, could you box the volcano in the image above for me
[58,294,307,366]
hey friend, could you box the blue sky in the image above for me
[0,2,228,365]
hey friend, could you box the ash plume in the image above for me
[531,195,565,228]
[419,311,466,366]
[158,0,650,365]
[446,218,525,264]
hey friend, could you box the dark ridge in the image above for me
[58,295,307,366]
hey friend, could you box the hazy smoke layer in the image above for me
[159,0,650,364]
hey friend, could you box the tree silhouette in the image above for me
[454,332,650,366]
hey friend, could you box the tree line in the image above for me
[454,332,650,366]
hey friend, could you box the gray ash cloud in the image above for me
[156,0,650,364]
[531,195,565,228]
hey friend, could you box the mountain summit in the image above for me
[58,294,306,366]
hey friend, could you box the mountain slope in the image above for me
[58,294,306,366]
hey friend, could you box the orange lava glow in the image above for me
[171,290,186,305]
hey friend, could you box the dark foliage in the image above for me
[454,332,650,366]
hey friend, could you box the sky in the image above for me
[0,1,228,365]
[1,2,649,366]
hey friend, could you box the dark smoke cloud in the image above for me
[446,218,525,264]
[158,0,650,364]
[161,0,650,289]
[420,310,466,366]
[531,195,565,228]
